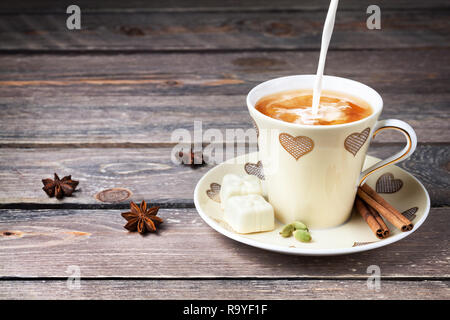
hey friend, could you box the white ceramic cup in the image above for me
[247,75,417,229]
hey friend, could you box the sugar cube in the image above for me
[220,174,262,208]
[224,194,274,234]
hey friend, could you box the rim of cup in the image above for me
[247,75,383,130]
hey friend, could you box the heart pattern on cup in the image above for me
[206,183,221,203]
[344,127,370,156]
[279,133,314,160]
[401,207,418,221]
[376,173,403,193]
[244,161,265,180]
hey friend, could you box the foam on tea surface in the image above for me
[255,90,372,125]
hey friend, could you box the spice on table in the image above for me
[42,173,79,199]
[178,149,205,167]
[121,200,163,234]
[357,183,413,232]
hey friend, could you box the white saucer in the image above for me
[194,153,430,256]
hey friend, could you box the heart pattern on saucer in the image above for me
[401,207,418,221]
[376,173,403,193]
[206,183,221,203]
[352,241,376,247]
[279,133,314,160]
[244,161,265,180]
[344,127,370,156]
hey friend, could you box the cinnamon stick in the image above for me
[357,184,413,232]
[366,203,390,238]
[354,197,387,239]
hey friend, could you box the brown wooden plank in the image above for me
[0,145,448,207]
[0,93,448,145]
[1,10,448,51]
[0,0,448,13]
[0,50,447,97]
[0,279,448,300]
[0,207,447,278]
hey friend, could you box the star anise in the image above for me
[121,200,163,234]
[42,173,79,199]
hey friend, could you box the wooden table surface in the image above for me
[0,0,449,299]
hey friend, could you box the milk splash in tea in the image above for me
[255,90,372,125]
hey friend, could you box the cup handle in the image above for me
[359,119,417,186]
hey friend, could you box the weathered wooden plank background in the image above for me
[0,0,449,12]
[0,280,447,300]
[0,11,448,51]
[0,145,448,206]
[0,208,448,278]
[0,51,448,145]
[0,0,448,300]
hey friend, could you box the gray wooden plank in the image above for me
[0,50,448,97]
[0,50,448,145]
[0,93,448,145]
[0,145,448,207]
[1,10,448,51]
[0,0,448,13]
[0,207,448,278]
[0,279,448,300]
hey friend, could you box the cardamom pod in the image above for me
[294,229,311,243]
[279,223,295,237]
[292,221,308,231]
